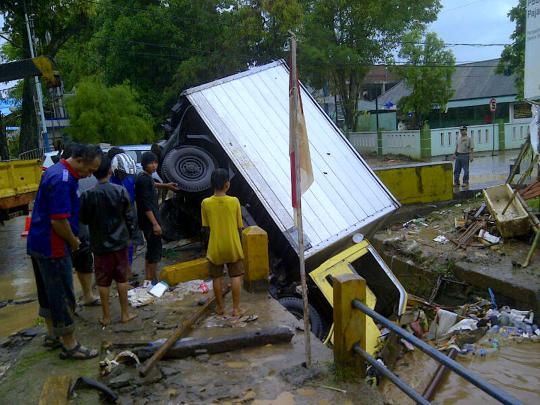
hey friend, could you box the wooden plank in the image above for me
[38,375,72,405]
[138,287,230,377]
[136,326,294,360]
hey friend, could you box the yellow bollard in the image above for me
[333,273,367,378]
[160,257,210,286]
[242,226,270,292]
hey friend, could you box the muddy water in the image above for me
[382,340,540,405]
[437,341,540,404]
[0,216,38,336]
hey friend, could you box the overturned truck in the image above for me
[159,61,405,339]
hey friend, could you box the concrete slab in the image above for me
[372,198,540,313]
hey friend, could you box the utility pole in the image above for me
[24,1,49,152]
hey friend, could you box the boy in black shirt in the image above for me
[135,152,178,284]
[80,156,136,326]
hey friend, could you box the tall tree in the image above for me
[396,29,455,128]
[0,0,92,153]
[299,0,441,132]
[497,0,526,98]
[65,78,154,145]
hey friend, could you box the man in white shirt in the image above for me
[452,125,474,188]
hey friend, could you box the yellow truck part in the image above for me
[0,159,42,220]
[309,240,407,354]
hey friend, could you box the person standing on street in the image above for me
[27,143,102,360]
[135,152,178,285]
[80,156,137,326]
[453,125,474,188]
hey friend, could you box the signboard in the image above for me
[525,1,540,100]
[489,98,497,112]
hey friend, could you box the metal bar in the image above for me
[422,348,458,401]
[352,343,431,405]
[351,299,523,405]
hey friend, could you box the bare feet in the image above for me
[216,306,224,316]
[232,307,246,318]
[100,318,110,327]
[120,313,138,323]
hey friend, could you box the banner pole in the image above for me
[290,35,312,368]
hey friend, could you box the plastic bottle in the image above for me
[475,348,497,357]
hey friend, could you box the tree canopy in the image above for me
[299,0,441,132]
[0,0,457,150]
[396,29,455,128]
[65,78,154,145]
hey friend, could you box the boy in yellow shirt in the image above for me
[201,169,244,316]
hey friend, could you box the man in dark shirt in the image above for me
[135,152,178,284]
[80,156,136,326]
[27,143,101,360]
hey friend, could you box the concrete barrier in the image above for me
[374,162,453,204]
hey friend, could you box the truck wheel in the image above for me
[162,146,217,192]
[159,199,183,241]
[278,297,324,339]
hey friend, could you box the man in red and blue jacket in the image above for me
[27,143,102,360]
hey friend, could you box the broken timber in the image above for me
[39,375,72,405]
[138,287,230,377]
[136,326,294,361]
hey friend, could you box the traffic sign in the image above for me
[489,98,496,113]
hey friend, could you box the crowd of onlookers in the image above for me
[27,143,246,360]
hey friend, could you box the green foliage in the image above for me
[497,0,526,98]
[299,0,441,132]
[65,78,154,145]
[396,29,455,128]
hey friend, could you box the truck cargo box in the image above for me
[179,61,399,264]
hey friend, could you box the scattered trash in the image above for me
[127,287,154,308]
[433,235,449,244]
[148,281,169,298]
[478,229,500,244]
[446,319,478,334]
[428,309,458,339]
[99,351,141,376]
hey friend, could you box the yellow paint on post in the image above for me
[374,162,453,204]
[242,226,269,291]
[160,257,210,286]
[333,273,366,378]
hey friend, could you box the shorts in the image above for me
[143,230,162,264]
[71,245,93,274]
[31,255,76,336]
[94,248,129,287]
[209,260,244,279]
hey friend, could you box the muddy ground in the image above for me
[0,240,384,405]
[373,197,540,313]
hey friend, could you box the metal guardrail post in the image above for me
[333,273,366,378]
[352,299,523,405]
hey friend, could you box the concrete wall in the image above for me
[504,123,529,150]
[374,162,453,204]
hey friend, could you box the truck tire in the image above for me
[162,146,217,192]
[278,296,324,339]
[159,199,183,241]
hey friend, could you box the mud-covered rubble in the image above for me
[373,198,540,312]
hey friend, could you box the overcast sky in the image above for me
[430,0,517,63]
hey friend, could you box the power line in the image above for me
[441,0,483,13]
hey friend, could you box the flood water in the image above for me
[0,216,38,336]
[1,216,540,403]
[382,339,540,405]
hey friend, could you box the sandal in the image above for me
[59,343,98,360]
[43,335,62,349]
[80,298,101,307]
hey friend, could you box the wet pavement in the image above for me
[431,150,521,190]
[366,149,522,190]
[0,215,384,404]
